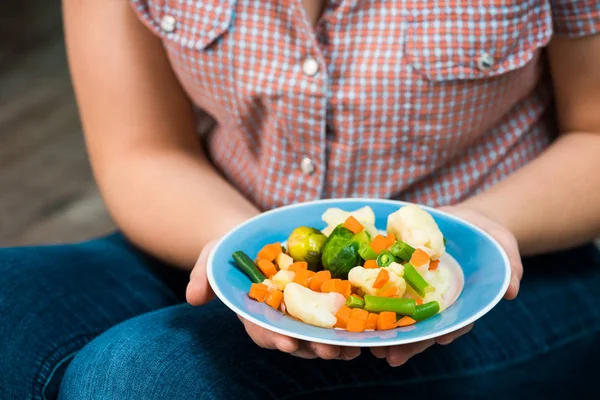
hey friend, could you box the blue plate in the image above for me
[207,199,510,347]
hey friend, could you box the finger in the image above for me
[291,342,320,359]
[370,347,388,359]
[186,241,217,305]
[488,228,523,300]
[387,340,435,367]
[339,346,361,360]
[240,317,299,353]
[308,342,341,360]
[435,324,474,345]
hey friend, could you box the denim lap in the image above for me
[58,245,600,400]
[1,235,599,399]
[0,234,186,400]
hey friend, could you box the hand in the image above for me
[186,241,362,361]
[370,204,523,366]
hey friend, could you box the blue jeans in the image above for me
[1,233,599,400]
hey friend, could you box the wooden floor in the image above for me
[0,3,115,246]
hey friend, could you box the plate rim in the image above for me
[207,198,511,347]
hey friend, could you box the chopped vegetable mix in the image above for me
[236,205,451,333]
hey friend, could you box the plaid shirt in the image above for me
[131,0,600,210]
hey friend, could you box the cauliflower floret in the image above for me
[275,252,294,270]
[283,283,346,328]
[387,261,405,277]
[321,206,378,238]
[422,268,450,296]
[262,279,277,291]
[423,292,446,311]
[272,270,295,291]
[348,266,406,297]
[386,205,445,260]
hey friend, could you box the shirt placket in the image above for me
[283,0,330,202]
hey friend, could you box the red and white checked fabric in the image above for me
[130,0,600,210]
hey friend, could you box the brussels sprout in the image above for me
[321,225,360,278]
[352,230,371,248]
[287,226,328,270]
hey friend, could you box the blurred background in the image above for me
[0,1,115,246]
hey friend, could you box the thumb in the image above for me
[186,240,217,306]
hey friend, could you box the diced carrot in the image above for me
[415,298,423,306]
[364,259,379,269]
[289,261,308,272]
[365,313,379,330]
[293,269,309,287]
[320,279,334,293]
[350,307,369,321]
[343,216,364,234]
[341,280,352,298]
[346,318,366,332]
[429,260,440,271]
[331,280,351,297]
[307,270,316,279]
[396,316,416,327]
[322,278,341,293]
[377,311,397,330]
[377,286,397,297]
[335,306,352,329]
[256,259,278,278]
[248,283,269,302]
[309,270,331,292]
[386,233,396,245]
[370,235,390,254]
[257,243,282,262]
[372,269,389,289]
[265,290,283,309]
[410,248,431,267]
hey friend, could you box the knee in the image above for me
[58,305,222,400]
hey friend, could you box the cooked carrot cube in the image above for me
[335,306,352,329]
[365,313,379,330]
[256,259,278,278]
[410,248,431,267]
[370,235,390,254]
[292,269,309,287]
[396,316,416,327]
[377,311,397,330]
[343,216,364,234]
[372,269,389,289]
[248,283,269,302]
[350,307,369,322]
[429,260,440,271]
[289,261,308,272]
[265,290,283,309]
[346,318,366,332]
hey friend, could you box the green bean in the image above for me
[364,295,416,315]
[232,251,266,283]
[403,263,432,297]
[390,241,416,261]
[376,250,395,267]
[412,301,440,321]
[345,295,366,309]
[358,242,378,261]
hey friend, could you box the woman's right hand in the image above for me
[186,242,362,361]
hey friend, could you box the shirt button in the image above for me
[300,157,315,175]
[160,15,176,33]
[302,57,320,77]
[477,52,494,72]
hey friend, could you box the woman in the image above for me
[1,0,599,399]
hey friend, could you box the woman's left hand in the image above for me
[370,204,523,367]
